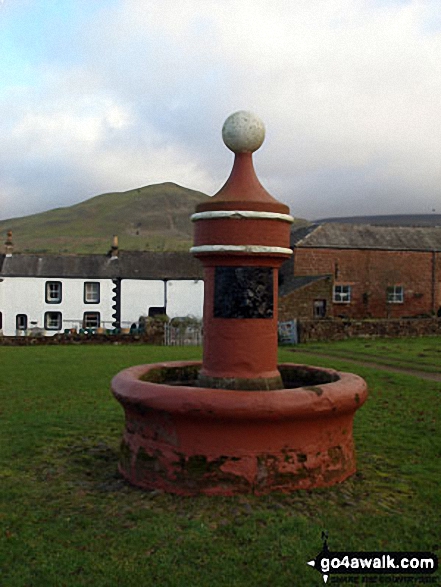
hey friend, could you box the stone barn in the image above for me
[281,223,441,320]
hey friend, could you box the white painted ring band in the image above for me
[191,210,294,223]
[190,245,293,255]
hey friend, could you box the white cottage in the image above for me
[0,237,204,336]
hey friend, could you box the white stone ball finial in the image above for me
[222,111,265,153]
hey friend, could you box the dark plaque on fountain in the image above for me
[214,267,273,319]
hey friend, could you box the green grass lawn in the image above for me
[1,341,440,586]
[293,335,441,373]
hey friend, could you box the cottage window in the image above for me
[387,285,404,303]
[333,285,351,303]
[46,281,62,304]
[148,307,166,318]
[84,282,100,304]
[45,312,62,330]
[16,314,27,330]
[83,312,100,329]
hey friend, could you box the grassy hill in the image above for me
[3,184,437,255]
[0,183,211,254]
[0,182,309,254]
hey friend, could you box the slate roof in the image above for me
[279,275,330,297]
[291,223,441,251]
[314,213,441,227]
[0,251,204,280]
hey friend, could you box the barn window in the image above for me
[313,300,327,318]
[387,285,404,303]
[46,281,62,304]
[45,312,62,330]
[16,314,27,330]
[83,312,100,329]
[333,285,351,303]
[84,282,100,303]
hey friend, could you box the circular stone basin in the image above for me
[111,362,367,495]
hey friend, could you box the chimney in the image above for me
[5,231,13,257]
[110,235,119,259]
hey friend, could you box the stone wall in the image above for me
[297,317,441,343]
[2,318,440,346]
[0,325,165,346]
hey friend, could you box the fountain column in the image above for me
[192,111,293,390]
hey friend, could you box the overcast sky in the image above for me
[1,0,440,222]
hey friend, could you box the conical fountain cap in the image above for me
[196,111,290,214]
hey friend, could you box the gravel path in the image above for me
[290,349,441,382]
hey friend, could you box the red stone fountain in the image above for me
[111,111,367,495]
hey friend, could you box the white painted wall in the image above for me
[0,276,205,336]
[0,277,114,336]
[166,280,204,319]
[120,280,165,327]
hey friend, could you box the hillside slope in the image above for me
[0,183,210,253]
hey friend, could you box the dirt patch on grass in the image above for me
[290,350,441,382]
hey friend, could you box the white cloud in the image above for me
[1,0,441,221]
[0,68,211,218]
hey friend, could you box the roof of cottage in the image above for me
[279,274,331,297]
[0,251,204,280]
[291,223,441,251]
